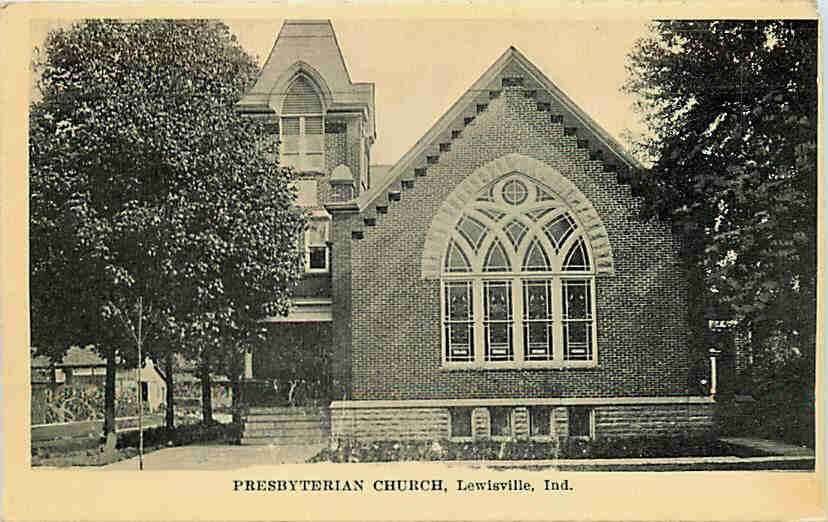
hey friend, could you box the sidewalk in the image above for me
[101,443,326,470]
[720,437,815,457]
[91,437,814,471]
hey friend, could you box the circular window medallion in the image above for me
[502,179,528,205]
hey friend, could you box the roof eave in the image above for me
[359,47,643,211]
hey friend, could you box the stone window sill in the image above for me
[440,362,599,371]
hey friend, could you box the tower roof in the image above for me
[237,20,375,137]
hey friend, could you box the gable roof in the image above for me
[359,46,642,210]
[369,164,393,187]
[237,20,375,137]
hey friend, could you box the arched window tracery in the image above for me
[441,172,597,367]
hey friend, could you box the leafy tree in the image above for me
[625,20,817,444]
[30,19,304,436]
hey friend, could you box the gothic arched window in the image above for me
[441,173,597,367]
[280,75,325,172]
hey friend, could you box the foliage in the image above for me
[722,356,816,448]
[29,20,305,430]
[624,21,817,444]
[115,420,241,449]
[624,20,817,353]
[308,435,762,463]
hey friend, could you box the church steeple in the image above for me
[237,20,375,195]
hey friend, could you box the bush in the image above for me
[115,422,241,450]
[309,435,753,463]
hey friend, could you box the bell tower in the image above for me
[237,19,376,202]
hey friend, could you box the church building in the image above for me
[236,19,715,443]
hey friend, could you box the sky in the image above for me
[31,18,652,166]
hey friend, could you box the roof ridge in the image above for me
[358,46,642,211]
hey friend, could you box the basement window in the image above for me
[568,406,593,438]
[530,406,551,437]
[490,407,512,437]
[450,408,472,438]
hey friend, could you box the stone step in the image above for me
[243,427,331,437]
[243,429,329,439]
[247,406,328,415]
[245,413,330,422]
[244,419,329,427]
[243,419,329,429]
[240,435,330,446]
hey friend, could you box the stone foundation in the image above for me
[330,397,715,441]
[330,406,450,440]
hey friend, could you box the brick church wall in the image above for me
[341,87,694,401]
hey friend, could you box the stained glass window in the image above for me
[523,280,553,361]
[441,172,598,367]
[522,239,551,271]
[483,241,510,272]
[445,241,471,273]
[502,179,528,205]
[562,280,592,361]
[544,213,576,252]
[504,220,528,250]
[563,237,591,271]
[484,281,513,361]
[445,282,474,362]
[456,215,488,252]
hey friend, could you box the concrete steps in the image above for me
[241,407,330,446]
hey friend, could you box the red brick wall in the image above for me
[337,87,693,400]
[330,210,359,398]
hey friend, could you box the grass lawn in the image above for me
[32,421,241,467]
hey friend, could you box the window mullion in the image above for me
[474,280,485,363]
[553,278,564,361]
[513,277,524,362]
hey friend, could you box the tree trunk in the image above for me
[164,350,175,431]
[200,355,213,425]
[103,344,117,436]
[230,370,241,425]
